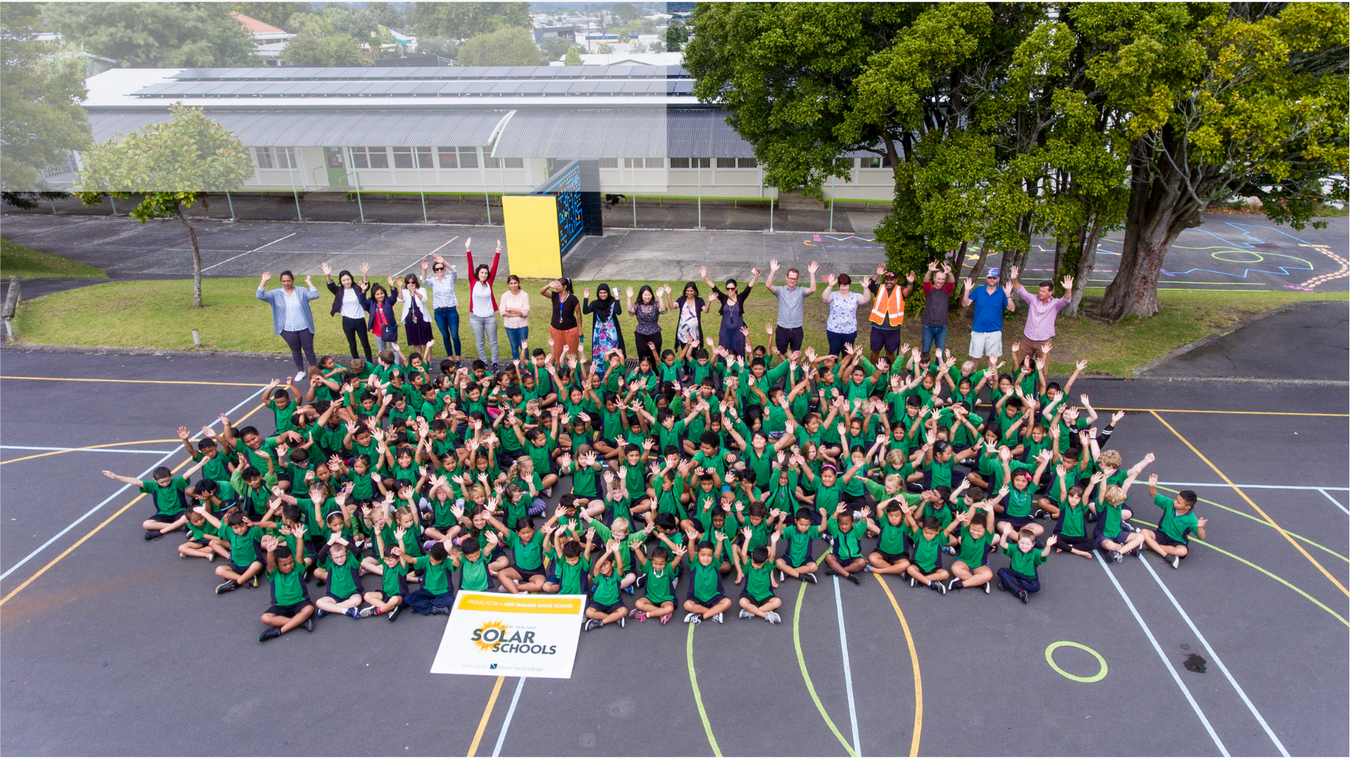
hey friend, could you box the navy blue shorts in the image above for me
[1000,515,1036,531]
[1154,530,1186,548]
[265,601,313,617]
[587,598,625,613]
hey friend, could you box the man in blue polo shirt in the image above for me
[962,267,1015,359]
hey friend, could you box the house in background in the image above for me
[229,10,293,67]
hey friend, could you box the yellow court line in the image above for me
[466,676,505,757]
[1151,410,1349,597]
[0,402,266,608]
[1100,408,1348,418]
[1,375,267,388]
[1,439,181,466]
[873,575,923,757]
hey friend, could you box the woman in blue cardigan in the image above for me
[256,270,320,381]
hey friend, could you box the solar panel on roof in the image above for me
[412,82,442,95]
[438,81,470,94]
[491,82,521,94]
[287,81,326,95]
[619,81,649,94]
[482,67,514,77]
[333,82,369,95]
[542,81,572,94]
[466,82,496,94]
[568,81,599,93]
[505,66,537,77]
[362,82,398,94]
[238,82,272,94]
[260,82,293,95]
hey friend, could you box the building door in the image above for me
[323,148,349,188]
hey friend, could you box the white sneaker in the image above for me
[713,612,724,624]
[293,371,305,382]
[738,609,752,620]
[766,611,781,624]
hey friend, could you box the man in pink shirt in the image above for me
[1009,266,1072,363]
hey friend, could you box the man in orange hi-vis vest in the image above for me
[866,263,915,364]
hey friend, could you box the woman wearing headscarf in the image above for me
[582,282,625,364]
[666,280,708,352]
[626,283,668,366]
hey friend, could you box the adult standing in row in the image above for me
[920,261,956,361]
[764,259,818,355]
[628,284,668,365]
[866,264,914,364]
[322,262,372,362]
[256,270,319,381]
[424,254,461,364]
[1010,266,1072,364]
[581,282,622,363]
[820,272,870,357]
[701,266,758,355]
[389,273,433,365]
[962,267,1015,360]
[668,281,707,352]
[366,283,398,355]
[499,274,530,361]
[468,239,502,368]
[544,278,582,363]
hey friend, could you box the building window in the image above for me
[737,157,758,169]
[674,157,711,169]
[668,158,688,169]
[350,147,389,169]
[645,157,664,169]
[716,157,736,169]
[598,157,618,169]
[254,147,297,170]
[392,147,433,169]
[457,147,479,169]
[862,156,892,169]
[625,158,644,168]
[486,157,525,169]
[437,147,457,168]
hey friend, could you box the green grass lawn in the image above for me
[0,239,107,280]
[11,276,1347,375]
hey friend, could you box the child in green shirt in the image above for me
[1141,473,1207,569]
[583,540,630,631]
[258,535,315,642]
[737,533,783,624]
[682,532,733,624]
[997,529,1055,603]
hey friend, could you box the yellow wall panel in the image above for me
[503,195,562,280]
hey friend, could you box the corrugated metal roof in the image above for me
[88,110,510,148]
[492,109,757,159]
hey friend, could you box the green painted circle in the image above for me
[1045,641,1108,683]
[1211,250,1265,264]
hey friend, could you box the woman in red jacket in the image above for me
[467,238,502,369]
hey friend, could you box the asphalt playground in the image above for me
[1,306,1346,756]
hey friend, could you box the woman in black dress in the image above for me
[701,266,760,356]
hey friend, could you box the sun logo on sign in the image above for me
[473,620,509,652]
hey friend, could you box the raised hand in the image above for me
[807,261,819,275]
[321,262,332,276]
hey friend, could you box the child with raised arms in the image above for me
[738,530,783,624]
[631,541,683,624]
[1052,471,1102,559]
[257,535,314,642]
[774,507,820,584]
[820,502,868,584]
[1141,473,1206,569]
[903,512,951,594]
[584,540,629,631]
[102,458,207,541]
[997,529,1056,604]
[313,534,366,620]
[945,490,1003,592]
[682,528,733,624]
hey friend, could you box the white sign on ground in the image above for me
[430,592,587,679]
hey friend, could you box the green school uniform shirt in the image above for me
[956,525,993,568]
[268,565,307,606]
[1005,483,1035,519]
[1156,493,1199,543]
[1058,501,1088,538]
[227,525,264,566]
[1003,541,1047,577]
[321,554,362,598]
[414,555,453,595]
[780,524,813,565]
[642,560,676,604]
[267,398,297,434]
[826,517,863,561]
[875,517,909,555]
[909,525,943,573]
[141,476,189,516]
[745,562,774,599]
[459,552,492,592]
[509,530,546,572]
[591,570,621,606]
[381,563,409,597]
[555,556,590,595]
[690,559,721,603]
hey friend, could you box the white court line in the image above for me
[393,236,459,277]
[832,575,862,757]
[1151,481,1349,491]
[0,386,266,581]
[200,232,297,272]
[1093,552,1230,757]
[1318,489,1350,516]
[1136,555,1290,757]
[491,677,526,757]
[1,445,174,455]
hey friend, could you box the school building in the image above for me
[80,64,899,204]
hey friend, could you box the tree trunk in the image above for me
[1066,213,1103,318]
[178,210,204,308]
[971,237,992,280]
[1098,141,1201,322]
[952,240,969,278]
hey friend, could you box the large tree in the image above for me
[456,27,544,67]
[0,3,91,192]
[412,2,530,40]
[280,30,365,67]
[43,2,258,68]
[1077,3,1348,320]
[76,104,254,308]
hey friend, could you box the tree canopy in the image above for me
[229,2,310,32]
[456,27,544,67]
[412,2,530,40]
[686,2,1348,321]
[43,2,258,68]
[280,30,365,67]
[0,3,91,192]
[76,104,254,308]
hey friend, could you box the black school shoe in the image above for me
[1017,589,1029,604]
[259,626,282,643]
[847,573,861,585]
[302,617,314,632]
[145,529,166,541]
[388,604,403,623]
